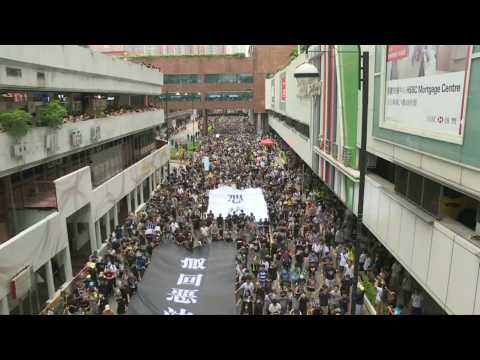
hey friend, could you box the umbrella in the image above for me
[260,139,275,146]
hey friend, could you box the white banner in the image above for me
[207,186,269,221]
[382,45,472,144]
[202,156,210,171]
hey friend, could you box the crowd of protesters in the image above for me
[50,115,427,315]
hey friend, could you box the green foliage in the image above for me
[290,48,299,59]
[40,100,67,128]
[170,147,178,160]
[0,109,32,138]
[361,273,377,306]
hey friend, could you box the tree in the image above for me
[40,100,67,128]
[0,109,32,138]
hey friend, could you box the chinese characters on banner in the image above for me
[281,74,287,101]
[206,186,269,221]
[163,257,207,315]
[383,45,472,144]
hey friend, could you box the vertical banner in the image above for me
[383,45,472,144]
[280,72,287,112]
[271,78,275,108]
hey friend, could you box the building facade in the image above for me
[362,45,480,315]
[0,46,169,314]
[266,44,480,315]
[131,46,295,134]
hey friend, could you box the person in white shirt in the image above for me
[312,242,321,257]
[363,254,372,272]
[358,251,367,273]
[236,278,255,304]
[344,260,354,279]
[268,297,282,315]
[200,225,210,244]
[410,290,424,315]
[375,280,385,315]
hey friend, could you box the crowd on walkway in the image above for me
[51,115,427,315]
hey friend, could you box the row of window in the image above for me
[163,73,254,84]
[5,67,45,80]
[205,92,253,101]
[370,158,479,231]
[159,92,253,102]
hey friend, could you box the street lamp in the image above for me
[293,46,369,315]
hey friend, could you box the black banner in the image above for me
[128,242,236,315]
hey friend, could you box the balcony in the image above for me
[0,109,165,176]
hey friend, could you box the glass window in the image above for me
[422,177,441,217]
[6,67,22,77]
[394,166,408,196]
[238,74,254,83]
[407,171,423,205]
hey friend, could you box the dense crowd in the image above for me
[53,115,426,315]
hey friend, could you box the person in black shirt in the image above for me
[319,286,330,315]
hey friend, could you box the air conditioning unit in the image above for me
[332,143,339,160]
[45,133,58,153]
[342,146,354,168]
[12,142,27,159]
[71,129,82,147]
[90,125,101,142]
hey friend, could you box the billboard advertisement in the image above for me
[382,45,472,144]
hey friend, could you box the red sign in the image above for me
[387,45,409,62]
[281,76,286,101]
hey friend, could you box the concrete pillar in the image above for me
[148,176,152,196]
[202,109,208,136]
[63,245,73,282]
[134,187,139,210]
[95,221,102,249]
[0,296,9,315]
[105,212,111,241]
[45,259,55,300]
[89,213,97,252]
[127,193,132,214]
[113,202,119,228]
[256,113,263,135]
[140,184,144,205]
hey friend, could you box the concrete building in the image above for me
[132,45,295,134]
[0,45,169,314]
[266,45,480,315]
[92,45,232,57]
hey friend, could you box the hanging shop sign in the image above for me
[382,45,472,145]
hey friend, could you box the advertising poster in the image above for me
[271,78,275,108]
[281,74,287,101]
[383,45,472,144]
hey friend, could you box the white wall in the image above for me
[0,110,164,176]
[0,144,170,304]
[54,144,170,223]
[267,55,312,125]
[0,212,67,300]
[363,173,480,314]
[0,45,163,94]
[268,113,312,168]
